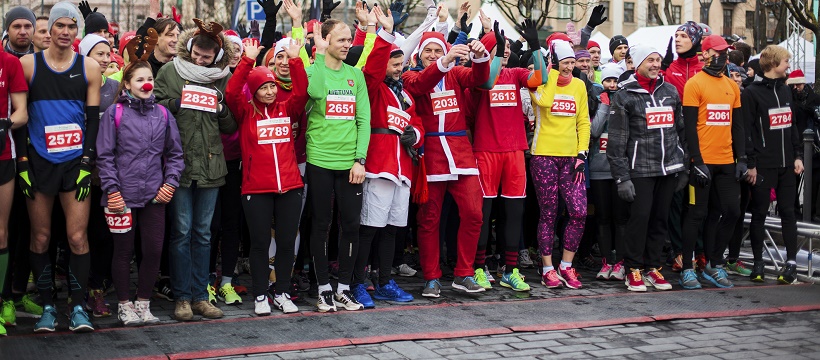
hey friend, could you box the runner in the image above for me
[607,44,688,292]
[587,41,602,83]
[32,16,51,52]
[19,1,101,332]
[609,35,628,63]
[679,35,744,290]
[574,49,594,83]
[3,7,36,57]
[743,45,803,284]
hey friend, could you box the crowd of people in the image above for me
[0,0,812,335]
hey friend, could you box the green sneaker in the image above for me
[1,300,15,326]
[474,268,492,289]
[725,260,752,276]
[500,268,531,292]
[16,294,43,315]
[207,285,217,305]
[0,316,6,336]
[217,283,243,305]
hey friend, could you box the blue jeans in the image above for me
[169,184,219,302]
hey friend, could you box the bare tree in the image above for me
[781,0,820,90]
[648,0,664,25]
[492,0,595,31]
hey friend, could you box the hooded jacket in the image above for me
[154,28,237,188]
[664,55,703,97]
[96,94,184,208]
[742,75,803,169]
[607,74,687,182]
[589,93,612,180]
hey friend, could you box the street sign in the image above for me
[247,0,265,21]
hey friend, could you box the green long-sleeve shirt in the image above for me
[305,53,371,170]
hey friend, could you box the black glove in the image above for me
[75,161,92,202]
[691,163,711,188]
[518,18,540,51]
[78,0,97,19]
[586,4,607,28]
[391,1,410,28]
[617,180,635,202]
[236,24,249,39]
[662,37,674,71]
[17,160,35,200]
[675,171,689,191]
[510,40,523,54]
[459,13,473,35]
[400,125,417,147]
[735,158,749,182]
[250,20,261,40]
[321,0,342,21]
[0,118,10,157]
[493,21,505,57]
[257,0,283,18]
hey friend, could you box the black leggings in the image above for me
[589,179,629,264]
[306,163,363,287]
[243,190,303,297]
[210,159,244,277]
[476,198,524,270]
[727,182,752,261]
[624,175,677,270]
[750,167,798,262]
[682,164,741,269]
[354,225,397,286]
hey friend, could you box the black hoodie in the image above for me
[742,74,803,169]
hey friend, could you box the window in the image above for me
[624,2,634,23]
[599,1,610,19]
[557,2,575,19]
[746,11,754,30]
[723,8,733,35]
[672,5,682,24]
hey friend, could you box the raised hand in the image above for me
[478,9,492,33]
[243,38,264,59]
[367,2,379,26]
[284,0,304,25]
[437,1,448,22]
[518,18,540,50]
[321,0,342,21]
[312,22,329,54]
[78,0,97,19]
[284,38,303,58]
[258,0,284,18]
[390,1,409,28]
[250,20,261,38]
[586,4,607,28]
[492,21,505,57]
[355,1,369,25]
[374,5,393,33]
[662,37,674,70]
[236,23,249,39]
[150,0,161,19]
[459,13,472,34]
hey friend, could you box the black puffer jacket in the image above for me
[607,74,687,182]
[742,75,803,169]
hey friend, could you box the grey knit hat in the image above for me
[48,1,82,31]
[4,6,36,31]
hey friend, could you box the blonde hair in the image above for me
[759,45,790,73]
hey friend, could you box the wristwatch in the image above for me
[354,158,366,165]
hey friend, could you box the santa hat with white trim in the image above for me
[417,32,450,55]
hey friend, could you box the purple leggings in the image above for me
[111,204,165,301]
[530,156,587,256]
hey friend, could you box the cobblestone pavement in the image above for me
[218,310,820,360]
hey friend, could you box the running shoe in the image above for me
[452,276,486,293]
[272,293,299,314]
[118,302,143,327]
[701,266,734,288]
[1,300,16,326]
[500,268,530,292]
[695,254,708,273]
[596,258,612,280]
[207,284,217,305]
[255,296,272,316]
[541,269,563,288]
[373,280,414,302]
[293,272,311,292]
[231,276,249,295]
[725,260,752,276]
[86,289,111,317]
[134,300,160,324]
[484,266,496,284]
[473,268,492,290]
[192,300,224,319]
[518,249,534,268]
[174,300,193,321]
[0,316,6,336]
[625,269,647,292]
[217,283,243,305]
[610,261,626,281]
[34,305,58,333]
[559,267,582,289]
[422,279,441,298]
[69,304,95,332]
[579,256,597,270]
[351,284,375,309]
[679,269,702,289]
[392,264,417,277]
[16,293,43,315]
[750,260,766,282]
[778,263,798,284]
[671,254,683,273]
[154,278,175,302]
[644,268,672,290]
[334,290,364,311]
[485,254,500,273]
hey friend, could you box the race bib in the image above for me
[705,104,731,126]
[769,107,792,130]
[387,106,411,133]
[646,106,675,129]
[45,124,83,153]
[430,90,459,115]
[180,85,218,113]
[550,94,576,116]
[257,118,291,144]
[326,95,356,120]
[599,133,608,154]
[489,84,517,107]
[104,208,133,234]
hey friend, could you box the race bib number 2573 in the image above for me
[45,124,83,153]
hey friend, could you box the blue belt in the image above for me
[426,130,467,137]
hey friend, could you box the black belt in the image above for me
[371,127,400,135]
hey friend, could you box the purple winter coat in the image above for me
[97,93,184,208]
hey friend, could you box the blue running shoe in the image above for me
[69,304,95,332]
[701,266,734,288]
[373,280,414,302]
[34,305,58,333]
[351,284,375,309]
[679,269,702,290]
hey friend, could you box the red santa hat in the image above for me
[418,32,450,55]
[545,32,572,48]
[390,44,403,57]
[480,32,498,54]
[223,29,244,54]
[787,69,806,85]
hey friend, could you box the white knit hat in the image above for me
[600,63,625,81]
[551,39,575,62]
[629,44,661,69]
[78,34,109,56]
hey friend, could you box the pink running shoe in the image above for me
[596,258,612,280]
[541,269,563,288]
[559,267,583,289]
[610,261,626,281]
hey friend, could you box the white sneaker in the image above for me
[317,291,337,312]
[118,302,143,327]
[133,300,160,324]
[333,290,364,311]
[484,266,496,284]
[393,264,417,277]
[254,297,271,316]
[273,294,299,314]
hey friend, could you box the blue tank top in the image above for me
[28,51,87,163]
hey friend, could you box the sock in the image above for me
[474,250,486,268]
[0,248,8,293]
[504,251,517,274]
[318,284,332,293]
[69,252,91,307]
[559,261,572,270]
[30,251,54,306]
[337,283,350,294]
[256,295,266,302]
[542,266,554,273]
[221,276,233,287]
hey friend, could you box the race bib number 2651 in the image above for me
[326,95,356,120]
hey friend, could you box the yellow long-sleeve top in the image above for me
[530,69,590,157]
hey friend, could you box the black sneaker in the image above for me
[778,263,798,284]
[750,260,765,282]
[578,256,597,270]
[154,278,175,302]
[293,272,310,292]
[316,291,337,312]
[333,290,364,311]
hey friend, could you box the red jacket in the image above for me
[663,55,703,97]
[402,51,491,181]
[226,56,308,194]
[362,30,424,186]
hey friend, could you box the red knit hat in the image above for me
[110,53,124,69]
[247,66,277,94]
[119,31,136,57]
[787,69,806,85]
[417,32,450,55]
[480,32,497,54]
[587,40,600,50]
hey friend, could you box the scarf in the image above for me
[635,72,658,93]
[384,76,408,110]
[557,74,572,87]
[275,74,293,91]
[172,57,231,83]
[702,52,728,78]
[4,42,33,58]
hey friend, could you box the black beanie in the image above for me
[84,12,108,35]
[609,35,628,56]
